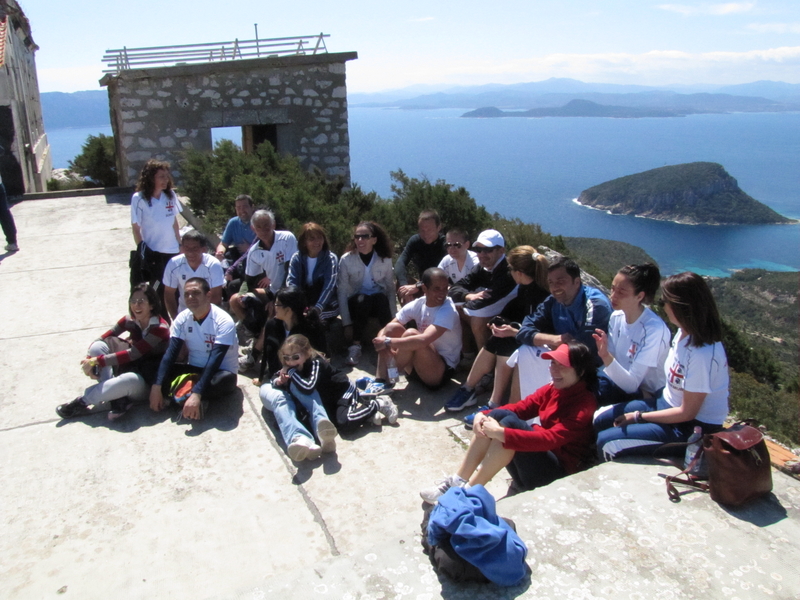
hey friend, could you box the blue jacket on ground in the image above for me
[427,485,527,586]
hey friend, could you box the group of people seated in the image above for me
[57,159,731,501]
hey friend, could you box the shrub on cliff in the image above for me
[68,133,118,187]
[180,140,378,255]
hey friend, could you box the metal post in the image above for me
[254,24,260,57]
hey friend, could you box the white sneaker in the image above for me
[287,435,317,461]
[316,418,338,453]
[371,412,384,426]
[4,243,19,252]
[420,474,467,505]
[345,344,362,366]
[376,396,399,425]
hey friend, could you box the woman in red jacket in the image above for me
[421,341,597,504]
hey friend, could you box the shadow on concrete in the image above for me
[0,248,18,263]
[182,388,245,436]
[55,402,174,431]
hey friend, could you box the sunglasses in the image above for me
[444,242,462,249]
[130,298,148,304]
[282,353,302,362]
[473,246,496,254]
[353,233,373,240]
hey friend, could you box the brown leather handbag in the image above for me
[665,423,773,506]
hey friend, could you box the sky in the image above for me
[19,0,800,94]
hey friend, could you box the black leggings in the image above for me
[348,293,392,342]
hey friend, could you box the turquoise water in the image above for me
[349,108,800,276]
[47,109,800,276]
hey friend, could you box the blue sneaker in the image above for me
[356,376,374,391]
[445,386,477,412]
[361,381,394,397]
[463,405,492,430]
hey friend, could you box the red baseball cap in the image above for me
[541,344,571,367]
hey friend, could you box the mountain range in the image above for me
[39,79,800,130]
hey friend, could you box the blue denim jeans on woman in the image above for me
[259,381,330,447]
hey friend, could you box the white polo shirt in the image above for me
[131,190,183,253]
[245,230,299,294]
[171,304,239,373]
[163,253,225,313]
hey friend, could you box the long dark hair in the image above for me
[661,272,722,347]
[136,159,173,204]
[345,221,393,259]
[128,283,161,318]
[618,263,661,304]
[276,286,321,329]
[567,341,599,393]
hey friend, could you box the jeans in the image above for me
[288,382,335,440]
[0,182,17,246]
[594,396,700,461]
[595,374,640,407]
[83,340,147,405]
[260,382,319,446]
[486,408,566,491]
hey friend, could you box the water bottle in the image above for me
[386,354,399,385]
[684,426,708,478]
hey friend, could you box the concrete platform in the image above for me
[1,194,799,599]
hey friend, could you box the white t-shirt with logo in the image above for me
[438,251,478,285]
[662,330,729,425]
[163,253,225,313]
[245,230,299,294]
[604,307,671,395]
[131,190,183,253]
[395,296,462,368]
[171,304,239,373]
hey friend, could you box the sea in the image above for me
[46,108,800,277]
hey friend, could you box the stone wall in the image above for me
[0,0,51,195]
[101,52,357,187]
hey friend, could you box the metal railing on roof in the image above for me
[102,33,329,74]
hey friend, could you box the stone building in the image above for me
[100,51,358,187]
[0,0,51,195]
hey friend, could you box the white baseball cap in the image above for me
[474,229,505,248]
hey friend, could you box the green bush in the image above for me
[180,140,379,255]
[729,371,798,445]
[68,134,118,187]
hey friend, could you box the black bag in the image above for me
[665,423,773,506]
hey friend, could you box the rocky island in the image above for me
[462,100,680,118]
[575,162,796,225]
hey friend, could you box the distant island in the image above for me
[462,100,682,119]
[575,162,796,225]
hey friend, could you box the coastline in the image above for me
[571,197,800,226]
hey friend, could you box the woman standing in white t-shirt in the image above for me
[592,263,670,406]
[594,271,729,461]
[130,160,182,295]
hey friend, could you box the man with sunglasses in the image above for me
[395,210,446,306]
[149,277,239,420]
[448,229,516,349]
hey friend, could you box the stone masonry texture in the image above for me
[100,52,357,187]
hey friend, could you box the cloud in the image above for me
[657,3,755,16]
[747,22,800,34]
